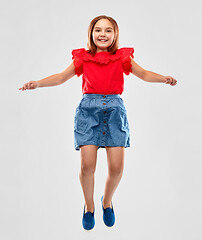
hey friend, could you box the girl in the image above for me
[19,15,177,231]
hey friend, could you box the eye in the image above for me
[94,30,112,32]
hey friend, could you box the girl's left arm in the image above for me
[130,57,177,86]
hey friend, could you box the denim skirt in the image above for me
[74,94,130,151]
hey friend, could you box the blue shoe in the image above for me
[82,204,95,231]
[101,196,115,227]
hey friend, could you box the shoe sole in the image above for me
[82,220,95,231]
[103,222,115,228]
[82,224,95,232]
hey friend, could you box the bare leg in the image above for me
[79,145,98,213]
[102,146,124,208]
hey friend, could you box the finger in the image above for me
[170,79,174,85]
[164,78,168,83]
[166,77,171,83]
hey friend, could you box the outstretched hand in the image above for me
[19,81,38,91]
[162,76,177,86]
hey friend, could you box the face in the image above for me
[92,19,115,52]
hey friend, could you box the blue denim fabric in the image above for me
[74,94,130,151]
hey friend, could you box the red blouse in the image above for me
[71,47,134,95]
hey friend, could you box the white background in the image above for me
[1,0,202,239]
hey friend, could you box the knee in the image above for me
[109,165,124,176]
[80,161,96,175]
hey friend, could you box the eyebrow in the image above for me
[94,27,113,29]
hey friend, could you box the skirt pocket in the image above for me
[74,118,88,133]
[119,109,130,131]
[74,106,89,133]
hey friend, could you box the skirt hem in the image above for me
[75,143,130,151]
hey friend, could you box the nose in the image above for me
[100,30,106,36]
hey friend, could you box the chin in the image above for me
[96,44,111,50]
[98,46,108,50]
[96,41,112,48]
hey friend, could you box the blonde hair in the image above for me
[87,15,119,56]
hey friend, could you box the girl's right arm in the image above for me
[19,62,76,91]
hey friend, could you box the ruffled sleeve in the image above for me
[119,48,134,75]
[71,48,85,77]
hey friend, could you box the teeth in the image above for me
[99,40,107,42]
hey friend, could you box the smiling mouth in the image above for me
[98,39,108,42]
